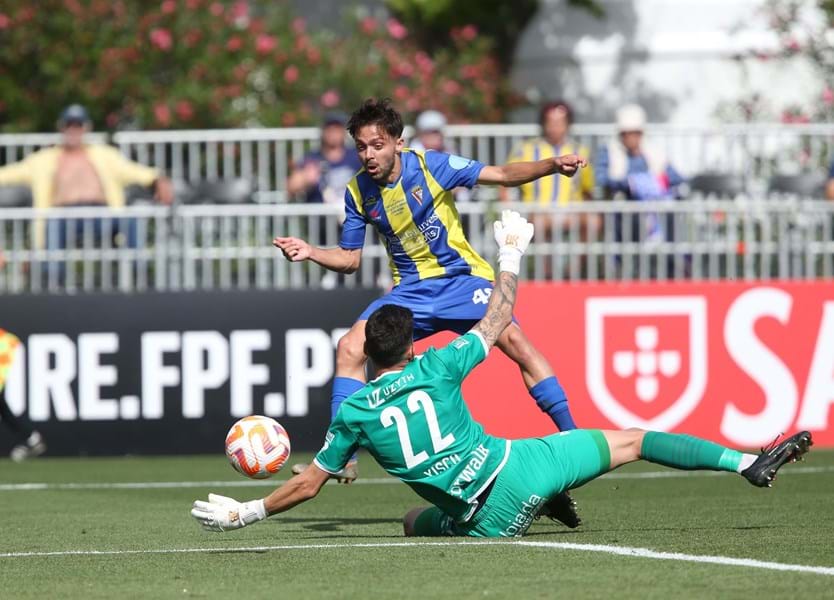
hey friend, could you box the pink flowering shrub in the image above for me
[718,0,834,124]
[0,0,517,132]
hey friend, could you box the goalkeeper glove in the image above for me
[493,209,534,275]
[191,493,267,532]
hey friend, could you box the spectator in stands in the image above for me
[409,110,453,153]
[596,103,685,246]
[287,112,362,288]
[501,101,597,276]
[503,100,595,206]
[596,103,684,202]
[0,104,173,256]
[409,110,471,205]
[826,158,834,200]
[287,112,362,212]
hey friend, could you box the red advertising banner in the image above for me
[416,281,834,448]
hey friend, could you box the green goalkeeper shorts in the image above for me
[413,429,611,538]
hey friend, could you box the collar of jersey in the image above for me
[368,355,423,383]
[369,369,402,384]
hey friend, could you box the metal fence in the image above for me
[1,198,832,295]
[2,123,834,199]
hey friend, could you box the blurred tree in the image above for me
[0,0,520,132]
[385,0,604,71]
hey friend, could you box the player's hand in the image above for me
[553,154,587,177]
[190,493,267,532]
[493,210,534,275]
[273,236,312,262]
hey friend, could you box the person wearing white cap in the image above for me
[409,110,451,153]
[409,110,472,203]
[596,103,684,201]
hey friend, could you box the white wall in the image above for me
[511,0,819,124]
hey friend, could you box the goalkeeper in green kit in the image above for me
[191,211,813,538]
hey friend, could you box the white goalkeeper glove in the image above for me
[493,209,534,275]
[190,493,267,532]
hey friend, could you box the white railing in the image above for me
[2,123,833,197]
[1,198,832,294]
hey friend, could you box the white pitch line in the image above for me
[517,541,834,576]
[1,539,832,576]
[0,465,830,492]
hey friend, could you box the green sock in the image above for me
[641,431,743,472]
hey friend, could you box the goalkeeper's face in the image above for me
[354,124,404,184]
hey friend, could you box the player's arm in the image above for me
[190,466,329,533]
[272,186,367,273]
[272,236,362,274]
[477,154,587,187]
[471,210,534,349]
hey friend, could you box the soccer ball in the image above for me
[225,415,291,479]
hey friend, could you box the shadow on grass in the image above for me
[262,516,403,533]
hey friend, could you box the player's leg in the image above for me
[332,319,368,417]
[599,428,812,487]
[403,507,458,537]
[0,388,46,462]
[495,323,576,431]
[291,319,366,482]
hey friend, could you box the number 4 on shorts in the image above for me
[471,288,492,305]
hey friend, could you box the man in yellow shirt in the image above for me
[501,101,597,245]
[507,101,594,204]
[0,104,173,251]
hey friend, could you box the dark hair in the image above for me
[539,100,574,126]
[364,304,414,368]
[347,98,404,139]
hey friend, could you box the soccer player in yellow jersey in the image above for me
[274,99,585,493]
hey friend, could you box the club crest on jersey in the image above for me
[410,185,424,206]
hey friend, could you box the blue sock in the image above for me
[331,376,365,420]
[331,377,365,465]
[530,376,576,431]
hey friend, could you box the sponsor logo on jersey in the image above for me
[449,444,490,497]
[363,196,381,220]
[452,337,470,350]
[499,494,543,537]
[367,372,415,408]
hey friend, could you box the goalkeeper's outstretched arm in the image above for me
[471,210,534,350]
[191,465,331,532]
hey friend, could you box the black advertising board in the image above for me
[0,289,379,456]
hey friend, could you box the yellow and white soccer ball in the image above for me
[225,415,291,479]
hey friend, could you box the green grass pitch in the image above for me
[2,450,833,599]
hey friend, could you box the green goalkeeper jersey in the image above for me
[314,331,510,523]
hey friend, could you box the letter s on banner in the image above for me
[721,288,798,446]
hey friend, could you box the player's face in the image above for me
[542,107,570,144]
[354,124,404,184]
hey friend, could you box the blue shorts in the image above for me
[358,275,514,341]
